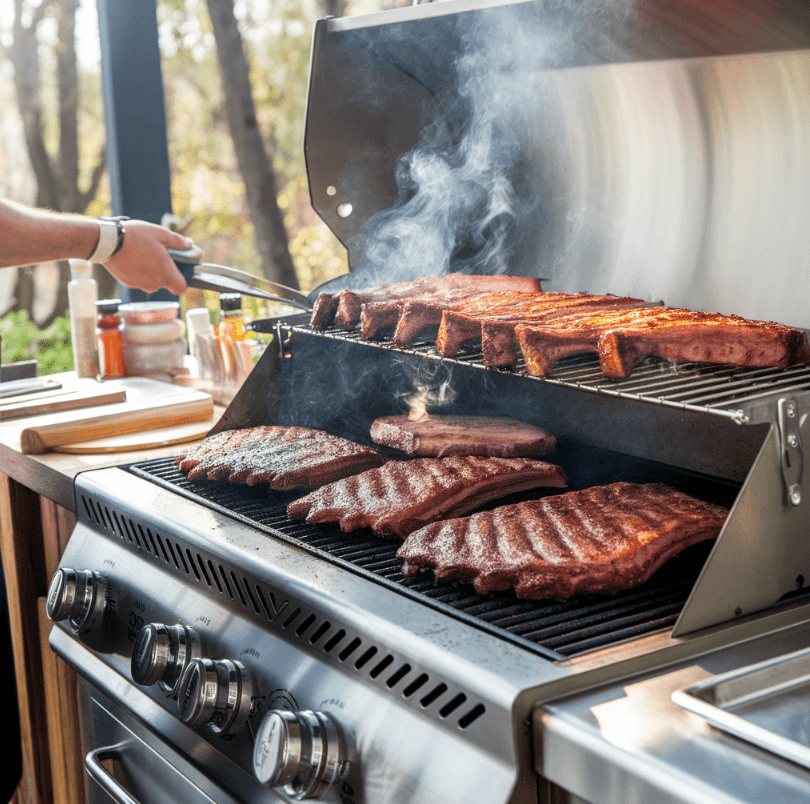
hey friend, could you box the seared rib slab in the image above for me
[175,426,384,489]
[310,274,542,331]
[287,456,568,539]
[397,482,728,600]
[436,292,652,361]
[359,276,543,341]
[516,307,810,377]
[370,415,556,458]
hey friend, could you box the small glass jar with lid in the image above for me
[218,293,245,343]
[95,299,126,379]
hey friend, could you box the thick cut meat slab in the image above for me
[596,310,810,377]
[370,415,556,458]
[287,456,568,539]
[309,293,339,330]
[481,296,655,368]
[516,307,810,377]
[175,426,384,489]
[397,482,728,600]
[436,292,651,360]
[359,275,543,342]
[360,288,484,341]
[436,292,576,356]
[515,307,674,376]
[310,274,541,331]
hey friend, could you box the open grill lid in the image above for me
[303,0,810,332]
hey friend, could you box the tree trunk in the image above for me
[4,0,106,326]
[206,0,300,290]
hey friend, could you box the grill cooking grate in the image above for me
[128,456,715,660]
[300,324,810,422]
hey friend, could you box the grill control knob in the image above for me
[131,624,201,696]
[176,658,253,735]
[46,568,111,637]
[253,710,347,800]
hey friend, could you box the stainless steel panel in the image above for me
[78,678,266,804]
[54,477,540,804]
[673,646,810,771]
[536,622,810,804]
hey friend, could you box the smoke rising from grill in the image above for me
[350,1,634,286]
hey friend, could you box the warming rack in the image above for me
[296,324,810,423]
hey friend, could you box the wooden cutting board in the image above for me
[50,417,212,453]
[0,378,126,419]
[20,389,213,454]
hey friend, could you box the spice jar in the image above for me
[95,299,126,379]
[118,302,186,378]
[218,293,245,342]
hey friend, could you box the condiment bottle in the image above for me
[67,259,99,378]
[218,293,245,342]
[95,299,126,379]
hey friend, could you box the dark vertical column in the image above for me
[97,0,175,303]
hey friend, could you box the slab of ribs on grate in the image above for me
[175,418,729,601]
[309,275,810,377]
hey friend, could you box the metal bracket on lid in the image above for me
[777,397,804,506]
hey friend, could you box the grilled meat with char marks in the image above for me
[358,276,543,341]
[515,307,810,377]
[370,415,556,458]
[397,482,728,600]
[287,455,568,539]
[310,274,541,331]
[435,292,653,360]
[176,426,384,489]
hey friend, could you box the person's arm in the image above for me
[0,198,200,295]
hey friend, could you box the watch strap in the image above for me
[88,216,129,263]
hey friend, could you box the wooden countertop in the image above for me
[0,372,224,510]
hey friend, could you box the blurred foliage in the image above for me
[1,0,349,333]
[0,311,75,375]
[158,0,348,327]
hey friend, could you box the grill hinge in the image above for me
[778,397,804,506]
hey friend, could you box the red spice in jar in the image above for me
[95,299,126,379]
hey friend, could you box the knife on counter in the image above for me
[169,248,312,311]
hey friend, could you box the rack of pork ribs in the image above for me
[310,275,810,377]
[175,421,729,602]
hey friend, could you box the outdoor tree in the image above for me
[205,0,299,289]
[3,0,111,322]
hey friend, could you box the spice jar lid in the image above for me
[118,301,180,325]
[219,293,242,313]
[95,298,122,315]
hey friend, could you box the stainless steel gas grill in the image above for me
[47,0,810,802]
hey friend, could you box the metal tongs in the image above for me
[169,247,312,311]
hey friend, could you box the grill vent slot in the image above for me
[76,493,490,734]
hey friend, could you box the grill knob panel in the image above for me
[46,568,110,636]
[176,658,252,735]
[253,709,346,800]
[131,623,201,695]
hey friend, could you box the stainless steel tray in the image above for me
[672,645,810,768]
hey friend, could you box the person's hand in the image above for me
[102,220,203,295]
